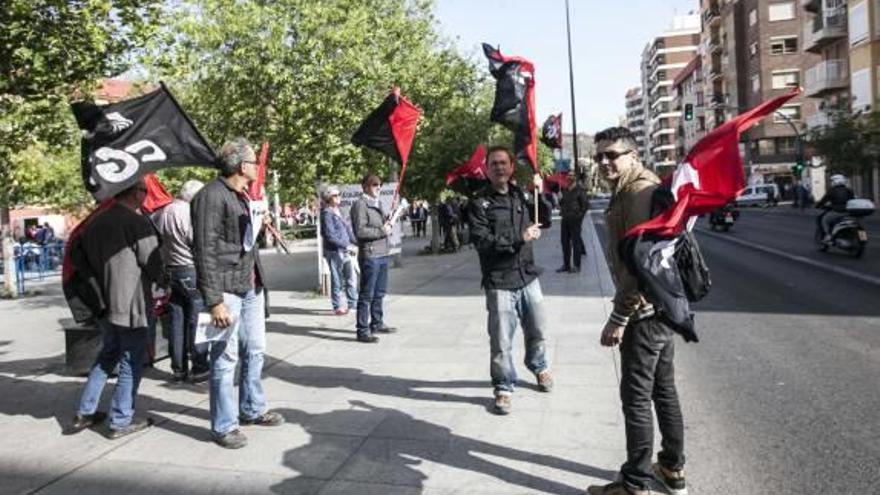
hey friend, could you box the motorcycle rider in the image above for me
[816,174,855,243]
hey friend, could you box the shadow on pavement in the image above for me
[271,400,616,495]
[266,321,355,343]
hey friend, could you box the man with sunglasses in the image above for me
[468,145,553,415]
[350,173,395,343]
[587,127,687,495]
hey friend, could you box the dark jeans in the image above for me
[167,266,209,376]
[356,255,389,338]
[619,316,685,490]
[560,216,585,269]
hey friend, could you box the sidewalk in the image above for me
[0,218,625,495]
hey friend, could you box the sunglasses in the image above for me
[369,183,381,188]
[594,149,634,163]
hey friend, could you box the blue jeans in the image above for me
[209,289,267,436]
[77,320,148,430]
[356,255,389,339]
[324,250,357,311]
[167,266,209,375]
[485,278,548,395]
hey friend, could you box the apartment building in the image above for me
[800,0,880,201]
[701,0,820,191]
[624,87,647,156]
[673,56,707,156]
[641,14,701,176]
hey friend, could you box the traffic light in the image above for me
[684,103,694,121]
[792,160,804,178]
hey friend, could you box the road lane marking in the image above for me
[697,228,880,288]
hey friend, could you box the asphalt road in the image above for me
[590,210,880,494]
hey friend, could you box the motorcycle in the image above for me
[709,204,739,232]
[815,199,874,258]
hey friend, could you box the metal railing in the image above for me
[804,59,848,96]
[0,241,65,293]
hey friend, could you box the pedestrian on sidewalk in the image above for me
[154,179,210,383]
[467,145,553,416]
[320,186,358,315]
[192,137,284,449]
[557,176,590,273]
[588,127,687,495]
[350,173,395,343]
[69,178,165,439]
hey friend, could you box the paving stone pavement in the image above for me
[0,218,635,495]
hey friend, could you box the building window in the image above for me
[757,138,775,156]
[776,136,797,154]
[698,116,706,131]
[850,1,869,45]
[851,68,871,111]
[774,104,802,122]
[751,74,761,92]
[769,37,798,54]
[749,9,757,26]
[771,70,800,89]
[768,2,795,22]
[749,42,758,57]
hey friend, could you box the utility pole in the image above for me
[564,0,581,176]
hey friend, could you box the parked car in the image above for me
[736,184,779,207]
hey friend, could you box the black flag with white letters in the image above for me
[71,83,218,201]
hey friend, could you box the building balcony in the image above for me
[802,0,820,12]
[708,34,722,54]
[804,9,847,53]
[804,59,849,97]
[709,93,726,108]
[806,111,836,130]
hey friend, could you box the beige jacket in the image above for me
[604,164,661,326]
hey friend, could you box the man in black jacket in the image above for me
[468,146,553,415]
[557,177,589,273]
[192,137,283,449]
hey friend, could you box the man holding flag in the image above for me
[467,146,553,415]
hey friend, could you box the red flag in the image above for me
[543,171,571,191]
[627,89,801,238]
[482,44,538,173]
[446,145,487,185]
[141,173,173,213]
[248,141,270,200]
[352,87,422,196]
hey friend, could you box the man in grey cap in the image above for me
[192,137,283,449]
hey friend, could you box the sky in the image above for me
[433,0,699,135]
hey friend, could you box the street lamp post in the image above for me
[564,0,580,176]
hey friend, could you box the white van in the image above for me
[736,183,779,207]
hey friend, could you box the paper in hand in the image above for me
[195,312,234,344]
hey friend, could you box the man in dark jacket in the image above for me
[816,174,855,242]
[468,146,553,415]
[192,137,284,449]
[350,173,394,343]
[69,178,164,439]
[557,178,590,273]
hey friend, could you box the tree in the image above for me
[808,104,880,177]
[0,0,162,296]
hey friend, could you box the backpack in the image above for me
[649,185,711,302]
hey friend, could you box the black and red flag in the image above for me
[71,82,218,201]
[445,145,487,186]
[541,113,563,149]
[351,87,421,195]
[482,43,538,172]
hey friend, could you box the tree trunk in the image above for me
[1,207,17,298]
[430,205,440,255]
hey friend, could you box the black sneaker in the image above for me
[189,370,210,384]
[107,417,153,440]
[65,411,107,435]
[357,334,380,343]
[372,324,396,334]
[652,463,687,495]
[214,429,248,449]
[571,265,581,273]
[240,411,285,427]
[555,266,570,273]
[172,371,187,382]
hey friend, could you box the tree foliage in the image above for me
[808,105,880,175]
[0,0,162,209]
[145,0,508,204]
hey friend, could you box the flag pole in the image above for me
[564,0,580,174]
